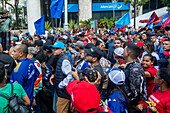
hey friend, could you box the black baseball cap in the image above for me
[85,46,102,58]
[85,43,95,49]
[34,40,43,47]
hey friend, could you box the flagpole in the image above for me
[134,0,136,29]
[64,0,68,32]
[60,18,61,28]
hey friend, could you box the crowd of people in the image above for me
[0,25,170,113]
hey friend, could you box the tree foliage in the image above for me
[124,0,149,16]
[4,0,19,28]
[160,0,170,11]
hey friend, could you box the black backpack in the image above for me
[0,84,29,113]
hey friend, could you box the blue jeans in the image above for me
[53,89,58,113]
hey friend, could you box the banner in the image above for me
[145,12,159,27]
[34,15,45,35]
[115,12,130,29]
[161,11,170,24]
[147,23,154,32]
[161,16,170,29]
[50,0,64,18]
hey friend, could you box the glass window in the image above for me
[92,11,113,19]
[150,0,156,11]
[68,13,79,23]
[158,0,165,8]
[92,0,112,3]
[143,0,165,14]
[68,0,78,4]
[92,10,128,20]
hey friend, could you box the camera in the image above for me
[76,68,98,82]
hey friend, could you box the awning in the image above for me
[139,17,163,24]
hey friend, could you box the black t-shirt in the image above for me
[93,64,104,93]
[36,50,47,63]
[0,52,16,83]
[47,54,58,73]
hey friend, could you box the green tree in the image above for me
[4,0,19,28]
[124,0,149,16]
[160,0,170,11]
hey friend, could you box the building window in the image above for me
[68,0,78,4]
[92,11,113,19]
[68,13,79,23]
[92,10,128,20]
[92,0,112,3]
[143,0,165,14]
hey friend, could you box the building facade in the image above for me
[25,0,166,34]
[41,0,130,27]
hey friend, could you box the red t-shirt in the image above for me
[148,89,170,113]
[143,65,157,97]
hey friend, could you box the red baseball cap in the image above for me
[66,80,100,113]
[159,38,167,43]
[163,51,170,56]
[84,33,89,37]
[135,41,144,47]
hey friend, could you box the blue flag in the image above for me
[34,15,45,35]
[115,12,130,29]
[50,0,64,18]
[161,11,170,24]
[147,23,154,33]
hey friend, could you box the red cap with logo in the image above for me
[159,38,167,43]
[135,41,144,47]
[66,80,100,113]
[163,51,170,56]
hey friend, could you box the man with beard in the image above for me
[84,46,104,93]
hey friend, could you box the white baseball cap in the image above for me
[105,68,125,85]
[114,47,124,57]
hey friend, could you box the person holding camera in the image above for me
[84,46,104,93]
[0,10,12,33]
[0,10,12,50]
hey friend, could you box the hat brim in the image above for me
[84,49,93,56]
[49,45,64,49]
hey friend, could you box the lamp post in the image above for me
[112,0,117,19]
[134,0,136,28]
[64,0,68,32]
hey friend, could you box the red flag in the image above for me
[145,12,159,27]
[161,16,170,29]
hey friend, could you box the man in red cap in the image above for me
[66,80,111,113]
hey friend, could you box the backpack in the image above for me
[0,84,29,113]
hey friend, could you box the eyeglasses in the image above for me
[114,43,120,44]
[53,48,60,50]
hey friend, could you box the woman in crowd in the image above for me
[141,41,160,69]
[104,68,130,113]
[137,68,170,113]
[142,33,150,42]
[142,54,157,97]
[0,63,30,112]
